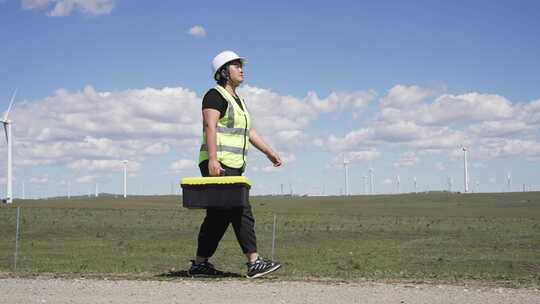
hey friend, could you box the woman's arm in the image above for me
[249,128,282,167]
[203,108,224,176]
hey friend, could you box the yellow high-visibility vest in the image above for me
[199,85,251,169]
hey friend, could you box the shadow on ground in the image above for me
[157,270,243,278]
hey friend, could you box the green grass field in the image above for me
[1,192,539,286]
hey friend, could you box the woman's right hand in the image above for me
[208,159,224,176]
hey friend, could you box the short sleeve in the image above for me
[202,89,227,119]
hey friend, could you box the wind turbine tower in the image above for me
[361,175,367,195]
[413,177,418,193]
[462,147,469,193]
[68,181,71,199]
[95,182,99,198]
[123,160,128,198]
[343,156,349,196]
[369,168,374,195]
[396,175,401,194]
[1,90,17,204]
[507,172,511,192]
[22,181,25,199]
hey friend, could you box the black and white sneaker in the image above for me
[188,260,225,277]
[246,257,281,279]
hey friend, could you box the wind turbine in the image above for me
[369,167,374,195]
[361,175,367,195]
[506,172,511,192]
[396,175,401,194]
[123,160,128,198]
[413,176,418,193]
[1,90,17,204]
[343,154,349,196]
[462,147,469,193]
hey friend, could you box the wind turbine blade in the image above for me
[3,89,18,121]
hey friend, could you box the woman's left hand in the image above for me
[267,151,283,167]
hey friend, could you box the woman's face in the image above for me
[227,60,244,85]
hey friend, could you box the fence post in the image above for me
[271,214,277,260]
[14,206,21,271]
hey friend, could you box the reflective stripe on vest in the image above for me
[198,85,251,169]
[200,144,247,156]
[217,126,245,135]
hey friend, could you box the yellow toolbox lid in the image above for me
[181,176,251,186]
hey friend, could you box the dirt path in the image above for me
[1,277,539,304]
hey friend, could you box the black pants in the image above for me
[196,161,257,258]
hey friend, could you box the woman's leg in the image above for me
[196,208,231,260]
[231,205,258,261]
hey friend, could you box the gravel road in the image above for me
[1,277,539,304]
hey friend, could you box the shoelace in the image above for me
[193,260,215,270]
[250,258,271,271]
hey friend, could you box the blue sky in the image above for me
[1,0,540,197]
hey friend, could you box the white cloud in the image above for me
[380,85,436,109]
[238,86,318,150]
[393,152,419,167]
[143,142,170,155]
[10,85,375,177]
[29,175,49,184]
[309,90,376,112]
[68,159,141,172]
[476,138,540,159]
[469,120,532,137]
[187,25,206,38]
[379,89,516,127]
[347,149,380,162]
[237,86,377,151]
[241,86,317,129]
[76,175,96,183]
[10,86,200,170]
[519,98,540,125]
[325,128,374,152]
[6,82,540,196]
[411,128,468,150]
[22,0,115,16]
[417,93,514,125]
[329,149,380,168]
[325,120,468,155]
[170,159,196,172]
[374,120,424,142]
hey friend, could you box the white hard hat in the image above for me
[211,50,246,78]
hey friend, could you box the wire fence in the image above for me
[0,205,538,281]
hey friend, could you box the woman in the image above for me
[189,50,283,279]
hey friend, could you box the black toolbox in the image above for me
[181,176,251,209]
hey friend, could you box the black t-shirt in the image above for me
[202,88,244,119]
